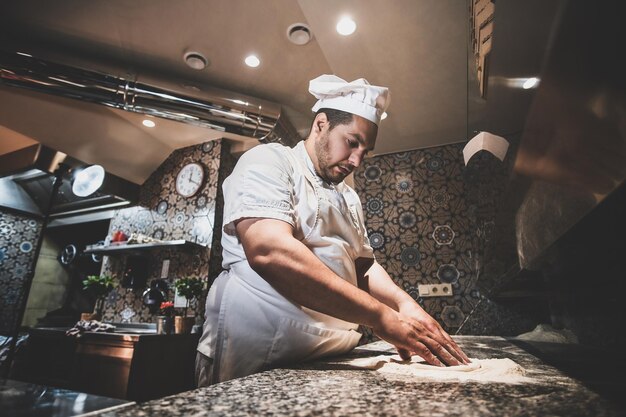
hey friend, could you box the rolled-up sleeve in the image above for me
[223,144,296,235]
[356,202,375,260]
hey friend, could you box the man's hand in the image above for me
[397,301,470,365]
[359,261,470,366]
[371,306,468,367]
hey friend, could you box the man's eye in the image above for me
[347,139,357,147]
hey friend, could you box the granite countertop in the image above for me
[93,336,623,416]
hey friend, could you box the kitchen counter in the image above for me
[88,336,623,416]
[1,378,133,417]
[13,327,199,401]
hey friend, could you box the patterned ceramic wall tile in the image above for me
[354,143,522,341]
[100,140,232,323]
[0,211,42,335]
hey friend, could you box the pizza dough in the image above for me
[341,354,531,384]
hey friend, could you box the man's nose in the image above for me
[348,151,365,168]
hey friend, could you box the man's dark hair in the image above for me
[313,108,354,131]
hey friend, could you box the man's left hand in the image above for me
[397,301,471,365]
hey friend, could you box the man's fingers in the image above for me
[411,341,444,367]
[445,342,470,365]
[409,315,470,365]
[438,335,469,364]
[397,348,411,361]
[422,337,462,366]
[439,333,471,364]
[407,323,463,366]
[429,324,470,364]
[451,342,471,364]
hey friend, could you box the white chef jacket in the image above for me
[197,140,374,383]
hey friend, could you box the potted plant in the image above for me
[157,301,175,334]
[173,277,204,334]
[82,274,116,321]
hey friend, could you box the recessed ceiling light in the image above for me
[381,112,388,120]
[287,23,313,45]
[336,16,356,36]
[142,119,156,128]
[183,51,209,70]
[245,54,260,68]
[522,77,540,89]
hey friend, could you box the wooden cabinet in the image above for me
[13,328,199,402]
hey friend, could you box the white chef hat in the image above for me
[309,74,390,125]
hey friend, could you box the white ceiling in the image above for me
[0,0,473,184]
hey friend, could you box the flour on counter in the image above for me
[341,355,532,384]
[515,324,579,344]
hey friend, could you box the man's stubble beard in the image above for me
[314,130,344,184]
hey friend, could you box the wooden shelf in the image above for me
[84,240,208,255]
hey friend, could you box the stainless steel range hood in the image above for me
[0,144,139,218]
[0,50,298,144]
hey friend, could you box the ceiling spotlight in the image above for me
[183,51,209,70]
[245,54,261,68]
[72,165,105,197]
[287,23,313,45]
[522,77,540,89]
[381,112,388,120]
[142,119,156,128]
[336,16,356,36]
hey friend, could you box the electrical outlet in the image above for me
[418,283,453,298]
[160,259,170,279]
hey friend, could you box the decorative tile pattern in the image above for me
[437,263,460,283]
[441,305,465,328]
[100,139,235,323]
[432,224,455,245]
[354,143,517,341]
[0,211,42,335]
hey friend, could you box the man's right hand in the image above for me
[371,307,464,367]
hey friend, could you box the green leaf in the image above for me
[82,275,116,298]
[174,277,204,300]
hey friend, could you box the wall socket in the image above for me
[418,283,453,298]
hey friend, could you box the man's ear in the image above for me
[313,112,328,134]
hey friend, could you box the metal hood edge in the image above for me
[0,50,299,145]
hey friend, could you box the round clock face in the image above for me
[175,162,205,197]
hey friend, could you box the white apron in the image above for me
[198,142,373,383]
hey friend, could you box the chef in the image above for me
[196,74,469,385]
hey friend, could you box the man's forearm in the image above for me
[361,261,419,311]
[237,218,393,329]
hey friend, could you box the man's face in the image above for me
[314,115,378,184]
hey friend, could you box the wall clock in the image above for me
[175,162,205,197]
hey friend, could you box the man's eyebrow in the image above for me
[349,133,374,152]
